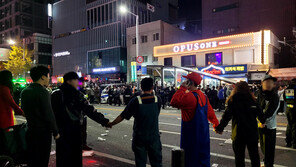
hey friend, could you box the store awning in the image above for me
[269,67,296,81]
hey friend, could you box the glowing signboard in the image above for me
[54,51,70,57]
[92,67,117,73]
[154,32,254,57]
[131,62,137,81]
[201,65,225,75]
[198,64,247,75]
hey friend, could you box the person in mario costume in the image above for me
[171,72,220,167]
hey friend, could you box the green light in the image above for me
[12,79,16,82]
[0,54,3,57]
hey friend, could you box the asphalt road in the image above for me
[16,104,296,167]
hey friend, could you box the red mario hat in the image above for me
[183,72,202,85]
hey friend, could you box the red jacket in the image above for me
[0,85,23,129]
[170,86,219,128]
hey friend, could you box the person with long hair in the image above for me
[0,70,24,129]
[215,81,265,167]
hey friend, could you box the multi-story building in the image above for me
[52,0,178,82]
[24,33,52,67]
[154,30,280,86]
[0,0,52,46]
[178,0,202,36]
[202,0,296,40]
[126,20,193,82]
[202,0,296,68]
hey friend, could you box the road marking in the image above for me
[160,130,227,142]
[159,121,287,132]
[92,151,151,167]
[96,107,181,116]
[159,130,296,152]
[162,144,287,167]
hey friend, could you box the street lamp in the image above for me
[119,5,139,61]
[119,5,140,86]
[7,39,16,45]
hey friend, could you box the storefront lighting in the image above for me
[48,4,52,17]
[154,32,255,57]
[54,51,70,57]
[200,64,226,74]
[92,67,116,73]
[218,40,231,45]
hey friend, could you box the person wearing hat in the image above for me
[51,72,110,167]
[170,72,219,167]
[257,75,280,167]
[284,78,296,149]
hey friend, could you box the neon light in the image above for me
[201,64,225,74]
[172,41,218,53]
[48,4,52,17]
[93,67,116,73]
[154,32,255,57]
[218,40,231,45]
[54,51,70,57]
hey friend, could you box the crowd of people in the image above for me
[0,65,295,167]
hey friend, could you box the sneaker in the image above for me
[82,145,93,151]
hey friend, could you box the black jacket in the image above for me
[21,83,58,136]
[216,93,265,141]
[51,83,109,129]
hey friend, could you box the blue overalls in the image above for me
[181,92,210,167]
[132,95,162,167]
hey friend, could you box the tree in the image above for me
[4,45,33,77]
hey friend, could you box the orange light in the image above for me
[154,32,255,57]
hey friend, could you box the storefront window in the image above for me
[164,57,172,66]
[163,68,175,86]
[206,52,222,65]
[181,55,196,67]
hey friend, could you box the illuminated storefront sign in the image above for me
[54,51,70,57]
[154,32,254,57]
[92,67,117,73]
[198,64,247,75]
[131,62,137,82]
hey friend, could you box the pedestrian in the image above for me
[0,70,24,129]
[124,85,133,105]
[209,86,218,109]
[170,72,219,167]
[218,86,225,112]
[108,78,162,167]
[284,78,296,149]
[278,85,286,115]
[108,86,114,105]
[21,66,60,167]
[51,72,110,167]
[257,75,280,167]
[78,77,92,151]
[215,81,265,167]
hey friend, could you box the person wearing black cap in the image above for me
[51,72,110,167]
[284,78,296,149]
[257,75,280,167]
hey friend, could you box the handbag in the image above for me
[0,123,28,155]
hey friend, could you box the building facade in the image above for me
[52,0,178,82]
[202,0,296,40]
[154,30,279,87]
[0,0,52,47]
[126,20,194,82]
[24,33,52,67]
